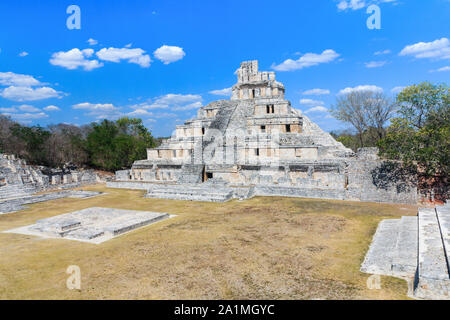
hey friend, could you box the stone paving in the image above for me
[361,203,450,299]
[4,207,171,244]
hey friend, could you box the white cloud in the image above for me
[19,51,29,57]
[374,49,391,56]
[430,66,450,73]
[127,109,154,117]
[172,101,202,111]
[337,0,366,11]
[339,85,383,95]
[50,48,103,71]
[51,46,152,70]
[2,112,48,120]
[300,98,324,106]
[0,72,61,102]
[133,94,202,111]
[209,87,232,96]
[72,102,122,119]
[73,102,117,111]
[153,112,177,118]
[365,61,387,68]
[17,104,41,112]
[0,107,17,113]
[44,105,61,111]
[302,88,330,95]
[0,72,41,86]
[153,45,186,64]
[87,38,98,46]
[304,106,328,114]
[71,93,203,122]
[337,0,398,11]
[272,49,340,71]
[391,86,405,94]
[0,86,62,101]
[399,38,450,60]
[437,66,450,72]
[96,47,151,68]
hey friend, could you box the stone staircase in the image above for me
[361,203,450,299]
[145,184,234,202]
[0,184,37,201]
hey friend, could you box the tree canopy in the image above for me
[0,116,157,171]
[87,117,156,171]
[378,82,449,178]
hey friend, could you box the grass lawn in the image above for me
[0,184,417,300]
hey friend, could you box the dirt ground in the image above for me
[0,184,417,300]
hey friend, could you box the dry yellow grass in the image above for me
[0,185,417,300]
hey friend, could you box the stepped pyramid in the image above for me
[0,154,48,200]
[110,60,417,204]
[361,203,450,299]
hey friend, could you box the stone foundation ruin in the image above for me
[109,60,417,204]
[4,207,170,244]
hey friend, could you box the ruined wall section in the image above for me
[0,154,100,200]
[346,148,418,204]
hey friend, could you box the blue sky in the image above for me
[0,0,449,137]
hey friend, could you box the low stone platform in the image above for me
[254,185,346,201]
[361,203,450,300]
[107,181,255,202]
[4,207,170,244]
[106,181,158,191]
[0,190,104,215]
[145,184,235,202]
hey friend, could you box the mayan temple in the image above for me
[109,60,417,204]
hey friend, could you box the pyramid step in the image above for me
[392,216,418,277]
[146,191,232,202]
[415,208,450,299]
[418,208,449,280]
[150,187,231,197]
[145,185,234,202]
[361,219,401,275]
[0,184,35,200]
[436,205,450,275]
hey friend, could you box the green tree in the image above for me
[86,119,120,170]
[331,127,386,152]
[378,82,449,178]
[395,82,449,130]
[10,124,51,165]
[86,117,156,171]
